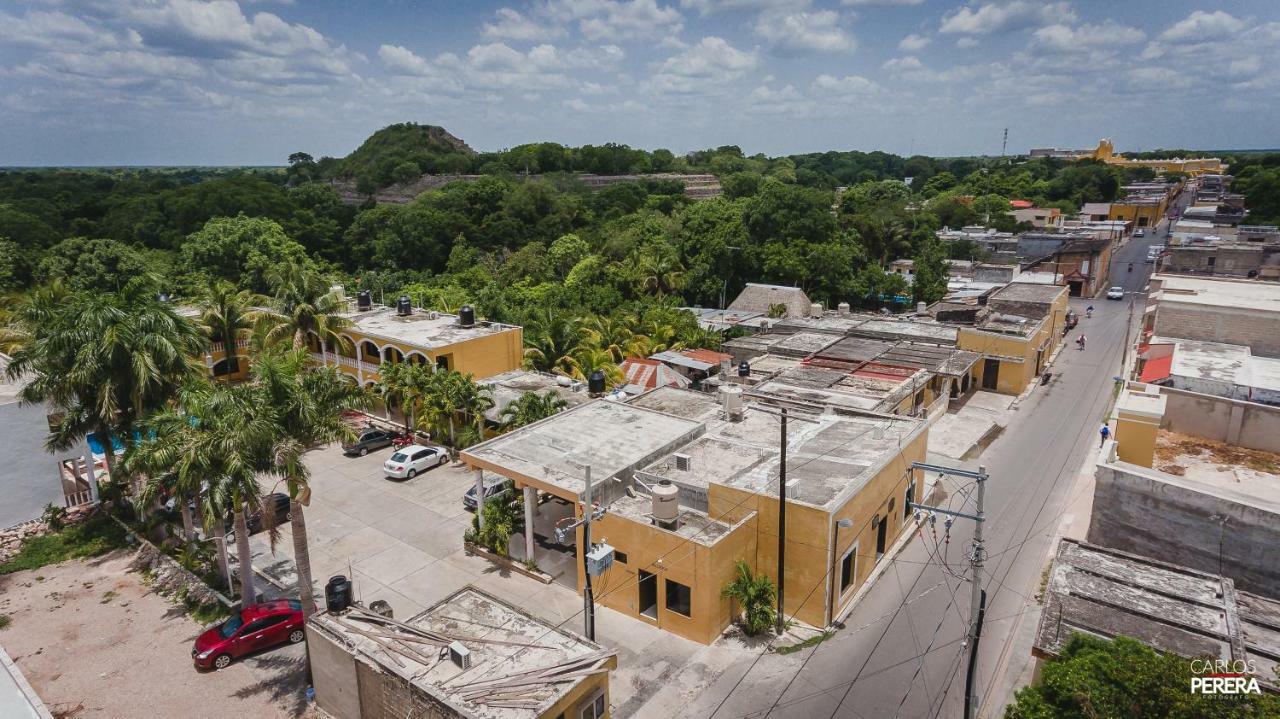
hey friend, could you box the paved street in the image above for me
[684,215,1176,718]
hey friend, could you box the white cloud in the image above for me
[898,33,930,51]
[681,0,807,14]
[956,37,979,48]
[755,9,855,54]
[940,2,1075,35]
[881,55,925,72]
[545,0,684,42]
[481,8,565,41]
[1032,21,1145,52]
[842,0,922,6]
[647,36,756,94]
[378,44,434,76]
[811,73,879,95]
[1158,10,1245,42]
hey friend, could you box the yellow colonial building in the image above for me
[1031,139,1223,177]
[463,387,928,644]
[956,284,1069,396]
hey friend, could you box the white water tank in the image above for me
[652,480,679,524]
[721,384,744,421]
[810,302,824,317]
[330,284,346,301]
[917,301,928,315]
[837,302,851,316]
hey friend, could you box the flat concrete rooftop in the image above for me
[479,370,593,423]
[342,307,520,350]
[1152,274,1280,314]
[635,387,924,509]
[849,319,958,345]
[311,586,611,719]
[992,283,1066,304]
[462,399,705,498]
[1152,430,1280,510]
[606,493,739,546]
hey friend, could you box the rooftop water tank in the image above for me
[396,296,412,316]
[458,305,476,327]
[737,361,751,378]
[588,370,606,395]
[652,479,679,526]
[356,290,372,311]
[837,302,850,316]
[810,302,824,317]
[721,384,744,421]
[917,301,928,315]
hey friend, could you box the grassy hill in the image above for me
[323,123,475,190]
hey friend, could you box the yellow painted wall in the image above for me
[1109,202,1165,229]
[580,507,756,645]
[958,290,1066,396]
[1115,411,1159,468]
[322,326,524,384]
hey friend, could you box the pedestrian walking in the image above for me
[1099,424,1111,447]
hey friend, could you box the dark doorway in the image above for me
[1067,280,1083,297]
[981,359,999,390]
[638,570,658,619]
[875,516,888,559]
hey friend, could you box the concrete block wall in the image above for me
[1160,386,1280,453]
[1154,304,1280,358]
[1089,459,1280,597]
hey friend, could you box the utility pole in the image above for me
[582,465,596,641]
[1001,128,1008,158]
[907,461,988,719]
[555,465,606,641]
[777,407,788,635]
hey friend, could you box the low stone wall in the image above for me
[1089,456,1280,597]
[128,531,235,610]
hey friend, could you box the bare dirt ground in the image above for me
[0,549,314,719]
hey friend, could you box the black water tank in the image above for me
[357,289,372,311]
[325,575,352,612]
[738,361,751,377]
[458,305,476,327]
[588,370,606,395]
[396,295,412,316]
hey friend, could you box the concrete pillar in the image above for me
[1227,403,1245,446]
[475,469,485,530]
[523,485,537,562]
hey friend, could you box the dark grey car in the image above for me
[343,428,395,456]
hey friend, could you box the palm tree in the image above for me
[721,560,777,636]
[250,348,370,617]
[499,390,569,431]
[6,281,205,505]
[376,361,432,435]
[567,346,623,387]
[522,310,583,374]
[633,245,687,297]
[254,260,352,352]
[581,315,636,364]
[197,279,258,379]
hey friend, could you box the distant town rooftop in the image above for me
[309,586,615,719]
[341,306,520,350]
[1151,275,1280,314]
[1035,539,1280,688]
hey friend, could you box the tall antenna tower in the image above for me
[1001,128,1008,157]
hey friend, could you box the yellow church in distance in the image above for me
[1030,138,1224,176]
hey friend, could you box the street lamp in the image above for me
[827,517,855,626]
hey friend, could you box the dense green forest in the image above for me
[3,125,1277,338]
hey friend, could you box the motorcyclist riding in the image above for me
[1086,305,1094,318]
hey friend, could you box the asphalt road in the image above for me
[693,216,1177,719]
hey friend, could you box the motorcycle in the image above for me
[1128,262,1133,272]
[391,431,415,449]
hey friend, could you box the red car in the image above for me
[192,600,306,670]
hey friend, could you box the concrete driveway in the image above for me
[234,442,728,715]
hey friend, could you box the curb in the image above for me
[0,644,54,719]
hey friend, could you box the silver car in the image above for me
[383,444,447,479]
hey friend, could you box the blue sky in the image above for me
[1,0,1278,165]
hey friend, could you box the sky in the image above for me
[1,0,1278,165]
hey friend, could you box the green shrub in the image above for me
[0,514,127,574]
[721,561,776,636]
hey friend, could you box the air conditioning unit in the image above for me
[448,641,472,670]
[785,479,800,500]
[673,453,692,472]
[585,543,615,576]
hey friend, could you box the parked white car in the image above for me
[1134,228,1145,237]
[383,444,447,479]
[1106,286,1125,300]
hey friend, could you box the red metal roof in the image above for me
[1139,354,1172,383]
[1010,200,1034,209]
[680,348,733,365]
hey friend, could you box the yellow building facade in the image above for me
[957,285,1069,396]
[1092,138,1224,176]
